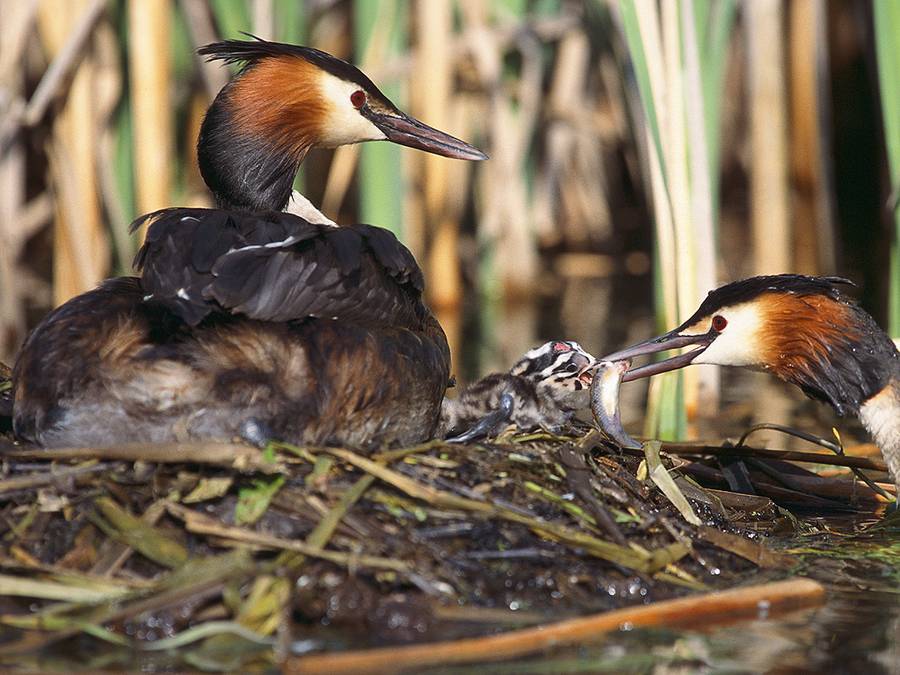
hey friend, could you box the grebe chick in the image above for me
[0,362,11,433]
[440,341,596,443]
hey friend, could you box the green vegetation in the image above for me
[874,0,900,337]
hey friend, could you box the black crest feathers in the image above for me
[198,35,395,109]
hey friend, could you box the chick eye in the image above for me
[350,90,366,109]
[712,315,728,332]
[564,363,578,372]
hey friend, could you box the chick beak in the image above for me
[363,108,488,160]
[601,329,716,382]
[574,354,597,385]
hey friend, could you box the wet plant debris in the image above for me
[0,422,892,671]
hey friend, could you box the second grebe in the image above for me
[602,275,900,494]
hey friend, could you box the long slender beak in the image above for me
[601,329,716,382]
[365,109,488,160]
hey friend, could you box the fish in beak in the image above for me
[362,108,488,161]
[602,328,718,382]
[590,359,642,449]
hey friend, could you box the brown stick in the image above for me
[22,0,105,127]
[680,462,870,508]
[4,442,282,473]
[0,461,109,494]
[166,503,409,573]
[659,443,888,473]
[284,578,825,674]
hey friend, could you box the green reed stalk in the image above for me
[209,0,251,40]
[874,0,900,337]
[617,0,735,439]
[273,0,304,43]
[354,0,405,235]
[695,0,737,222]
[619,0,683,440]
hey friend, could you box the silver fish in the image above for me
[590,359,641,449]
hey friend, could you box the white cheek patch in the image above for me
[539,353,572,380]
[510,340,597,392]
[691,302,764,367]
[317,72,386,147]
[520,345,549,362]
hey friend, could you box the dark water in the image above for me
[427,515,900,674]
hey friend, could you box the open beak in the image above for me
[601,329,716,382]
[365,109,488,160]
[574,354,596,385]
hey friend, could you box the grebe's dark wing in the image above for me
[133,209,424,327]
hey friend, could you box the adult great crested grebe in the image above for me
[602,275,900,494]
[12,38,486,449]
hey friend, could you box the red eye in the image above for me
[350,90,366,108]
[712,315,727,332]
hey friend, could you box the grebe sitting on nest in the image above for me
[13,38,486,450]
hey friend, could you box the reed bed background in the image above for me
[0,0,895,438]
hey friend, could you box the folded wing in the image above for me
[132,209,426,327]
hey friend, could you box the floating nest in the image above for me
[0,417,891,672]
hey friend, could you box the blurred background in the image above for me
[0,0,897,441]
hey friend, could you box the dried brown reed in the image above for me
[0,1,888,417]
[1,3,633,367]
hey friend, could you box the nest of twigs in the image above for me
[0,423,891,672]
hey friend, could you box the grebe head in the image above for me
[603,275,899,416]
[510,340,596,411]
[197,37,486,212]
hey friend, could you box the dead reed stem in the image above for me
[23,0,104,127]
[658,442,889,473]
[0,461,109,495]
[251,0,274,40]
[746,0,790,274]
[789,0,836,274]
[167,503,408,573]
[38,0,109,306]
[418,0,459,310]
[179,0,230,99]
[127,0,172,235]
[680,0,719,412]
[745,1,794,445]
[464,1,538,303]
[0,1,37,360]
